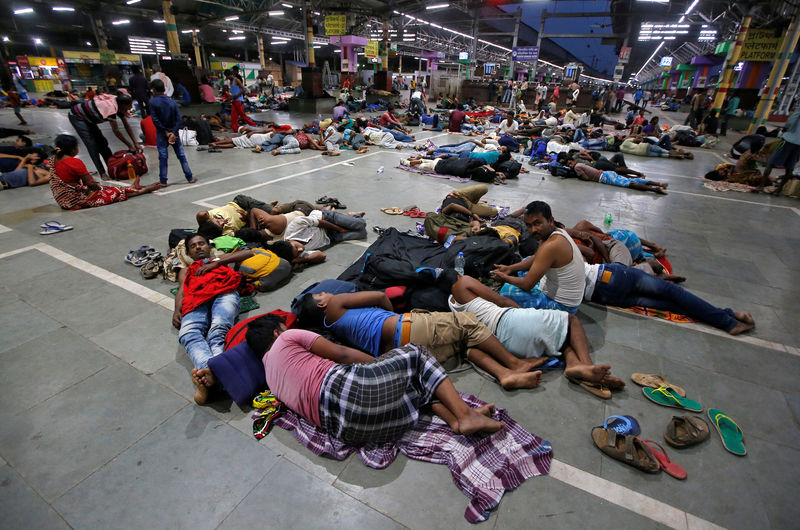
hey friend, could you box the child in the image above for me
[149,79,196,187]
[6,87,27,125]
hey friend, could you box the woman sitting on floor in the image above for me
[242,314,504,443]
[50,134,160,210]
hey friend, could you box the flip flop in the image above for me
[591,427,660,473]
[567,375,611,399]
[602,414,641,436]
[631,373,686,397]
[40,224,74,235]
[252,405,284,440]
[539,356,565,372]
[708,408,746,456]
[641,439,687,479]
[643,386,702,412]
[664,415,710,448]
[381,207,404,215]
[253,390,280,409]
[409,209,427,218]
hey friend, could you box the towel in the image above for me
[272,392,552,523]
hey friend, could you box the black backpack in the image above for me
[495,159,522,179]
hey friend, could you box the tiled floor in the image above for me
[0,105,798,529]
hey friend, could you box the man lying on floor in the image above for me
[561,150,644,178]
[294,290,544,389]
[196,194,288,237]
[281,209,367,264]
[566,159,668,195]
[401,155,506,183]
[449,275,624,397]
[208,127,279,150]
[490,201,755,335]
[620,135,694,160]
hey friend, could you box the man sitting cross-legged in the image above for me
[449,275,624,396]
[295,290,544,390]
[172,233,252,404]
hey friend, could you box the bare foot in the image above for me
[456,408,504,435]
[498,370,542,390]
[348,211,366,217]
[511,356,548,373]
[328,151,340,156]
[191,369,209,405]
[564,364,611,384]
[251,146,263,153]
[734,311,755,326]
[474,403,496,418]
[659,182,669,188]
[196,367,216,387]
[729,320,755,335]
[601,374,626,390]
[269,200,279,206]
[655,187,668,195]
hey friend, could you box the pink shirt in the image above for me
[263,329,335,427]
[574,163,603,180]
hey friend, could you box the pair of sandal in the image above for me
[316,196,346,209]
[125,246,161,267]
[39,220,73,236]
[403,206,426,218]
[592,415,687,479]
[381,207,404,215]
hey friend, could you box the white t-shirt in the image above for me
[448,296,507,334]
[497,120,519,135]
[583,262,602,301]
[412,90,423,100]
[284,210,330,250]
[150,72,174,97]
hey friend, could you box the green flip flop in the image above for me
[708,408,746,456]
[642,386,703,413]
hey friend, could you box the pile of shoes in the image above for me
[124,245,164,279]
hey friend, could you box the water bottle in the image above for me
[316,113,322,123]
[377,166,384,174]
[127,160,136,181]
[604,212,613,225]
[454,252,465,276]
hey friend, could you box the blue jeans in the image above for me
[322,210,366,242]
[383,128,414,143]
[590,263,738,331]
[178,291,240,369]
[410,98,427,115]
[156,131,193,184]
[260,133,285,152]
[500,283,579,313]
[433,142,476,158]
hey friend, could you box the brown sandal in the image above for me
[631,373,686,397]
[591,427,660,473]
[567,376,611,399]
[664,415,710,448]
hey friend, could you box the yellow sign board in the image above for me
[28,56,59,67]
[365,40,379,58]
[325,14,347,36]
[740,29,781,62]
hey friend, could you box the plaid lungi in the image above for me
[318,344,447,443]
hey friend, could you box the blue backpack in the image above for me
[529,138,547,160]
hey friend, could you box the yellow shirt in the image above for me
[208,202,246,236]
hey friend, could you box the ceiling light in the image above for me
[2,36,10,42]
[211,52,215,56]
[312,11,320,15]
[426,3,448,10]
[153,19,165,23]
[281,3,292,7]
[225,15,238,21]
[85,41,91,45]
[268,10,284,15]
[34,38,42,44]
[126,0,141,4]
[313,45,321,48]
[14,8,34,14]
[232,30,243,34]
[52,6,75,11]
[229,36,245,40]
[112,19,130,25]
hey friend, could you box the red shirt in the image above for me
[449,109,466,132]
[379,112,397,127]
[181,260,241,315]
[54,157,91,185]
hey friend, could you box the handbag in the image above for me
[107,150,148,180]
[178,127,198,146]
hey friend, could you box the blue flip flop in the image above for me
[540,357,566,371]
[602,415,642,436]
[39,221,73,235]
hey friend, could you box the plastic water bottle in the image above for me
[316,113,322,123]
[604,213,613,225]
[454,252,465,276]
[377,166,384,174]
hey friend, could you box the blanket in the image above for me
[703,179,778,194]
[396,163,471,182]
[273,392,552,523]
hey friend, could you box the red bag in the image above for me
[107,150,148,180]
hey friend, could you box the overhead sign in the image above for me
[740,29,781,62]
[364,40,379,58]
[659,56,673,67]
[618,46,632,64]
[512,46,539,62]
[128,36,166,56]
[325,14,347,36]
[614,65,624,80]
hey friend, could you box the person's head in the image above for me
[14,135,32,148]
[295,292,333,328]
[638,110,645,116]
[185,233,211,261]
[337,124,347,132]
[224,69,233,79]
[748,136,766,154]
[650,116,659,125]
[232,65,240,74]
[132,65,141,75]
[565,159,576,168]
[197,221,223,240]
[496,151,511,163]
[506,112,514,122]
[270,240,301,261]
[522,201,556,241]
[570,104,576,111]
[150,78,166,94]
[54,134,79,158]
[116,94,133,111]
[755,126,767,136]
[245,314,288,357]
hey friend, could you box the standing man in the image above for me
[150,66,174,97]
[149,79,196,186]
[634,88,643,108]
[762,107,800,194]
[614,86,625,113]
[720,91,740,136]
[5,86,26,126]
[687,91,704,128]
[128,66,150,118]
[226,68,257,131]
[643,90,652,108]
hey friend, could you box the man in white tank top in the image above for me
[491,201,586,312]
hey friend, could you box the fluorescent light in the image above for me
[312,11,320,15]
[229,36,245,40]
[2,36,10,42]
[34,38,42,44]
[180,29,199,33]
[52,6,75,11]
[153,19,165,23]
[14,8,34,14]
[85,41,91,45]
[281,3,292,7]
[268,10,284,16]
[313,45,321,48]
[112,19,130,25]
[126,0,140,4]
[225,15,239,21]
[232,30,243,34]
[426,3,448,10]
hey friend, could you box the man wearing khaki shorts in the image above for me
[295,290,544,390]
